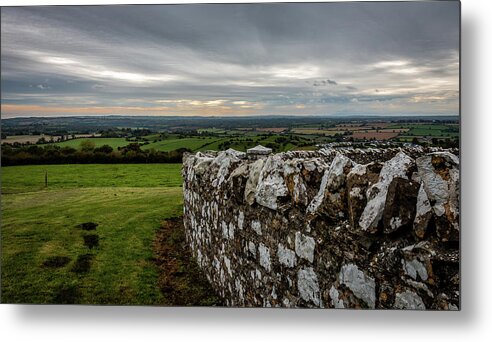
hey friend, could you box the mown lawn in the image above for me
[0,163,195,305]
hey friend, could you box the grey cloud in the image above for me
[1,2,459,117]
[312,79,338,87]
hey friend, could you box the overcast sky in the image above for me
[1,2,460,118]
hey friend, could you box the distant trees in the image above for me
[1,143,191,166]
[93,144,113,154]
[80,140,96,152]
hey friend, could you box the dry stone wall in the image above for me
[182,147,460,309]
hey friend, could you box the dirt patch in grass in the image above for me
[76,222,98,231]
[71,254,94,274]
[153,217,223,306]
[83,234,99,249]
[42,256,71,268]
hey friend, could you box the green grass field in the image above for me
[142,137,220,152]
[387,123,459,138]
[49,134,314,154]
[1,163,190,305]
[1,164,182,194]
[53,137,130,149]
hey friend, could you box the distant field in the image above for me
[255,127,287,133]
[196,128,227,134]
[4,135,59,144]
[335,123,391,129]
[387,123,459,138]
[51,136,224,152]
[143,137,220,152]
[351,131,400,140]
[291,128,344,136]
[1,163,185,304]
[53,137,130,149]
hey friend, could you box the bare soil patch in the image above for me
[53,284,81,304]
[71,254,94,274]
[76,222,98,231]
[42,256,71,268]
[153,217,223,306]
[83,234,99,249]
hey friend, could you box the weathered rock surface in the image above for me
[416,152,460,242]
[182,147,459,309]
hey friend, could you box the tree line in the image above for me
[1,141,190,166]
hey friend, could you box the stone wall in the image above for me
[182,147,460,309]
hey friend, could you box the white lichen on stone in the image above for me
[255,155,289,210]
[297,267,321,306]
[235,278,244,303]
[394,290,426,310]
[211,149,246,188]
[228,222,235,239]
[406,279,434,298]
[329,285,345,308]
[283,160,299,176]
[244,158,265,205]
[271,286,277,300]
[390,217,403,230]
[221,221,229,239]
[248,241,256,256]
[282,298,291,307]
[349,163,367,176]
[359,152,414,231]
[224,256,233,277]
[237,211,244,230]
[258,243,271,271]
[414,183,432,224]
[277,243,297,267]
[302,160,318,172]
[251,220,262,235]
[402,258,428,281]
[292,174,308,205]
[193,156,215,176]
[448,303,459,310]
[339,263,376,308]
[307,153,352,214]
[349,186,364,200]
[416,152,459,221]
[295,231,315,263]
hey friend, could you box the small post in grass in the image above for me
[45,170,48,187]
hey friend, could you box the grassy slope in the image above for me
[53,137,130,149]
[142,137,220,152]
[1,164,184,304]
[1,164,182,194]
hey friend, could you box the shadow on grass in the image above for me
[153,217,223,306]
